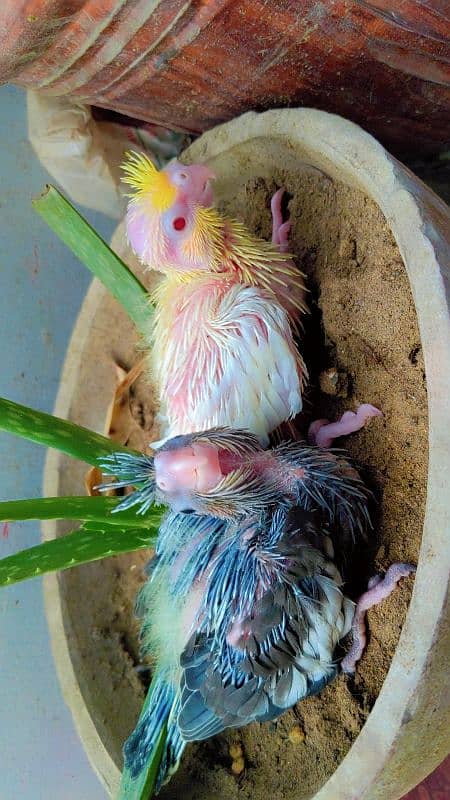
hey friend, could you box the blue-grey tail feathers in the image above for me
[156,716,185,792]
[123,675,185,791]
[178,662,227,742]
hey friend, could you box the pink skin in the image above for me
[154,444,224,494]
[160,163,215,271]
[307,402,408,675]
[308,404,383,448]
[227,617,253,649]
[180,577,208,643]
[153,445,274,514]
[126,205,152,261]
[169,533,205,584]
[269,188,307,322]
[164,161,215,207]
[271,188,291,253]
[126,161,215,270]
[169,525,217,642]
[171,526,221,642]
[341,563,416,674]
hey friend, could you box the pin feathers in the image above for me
[122,153,307,444]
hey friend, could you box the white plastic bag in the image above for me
[27,92,188,218]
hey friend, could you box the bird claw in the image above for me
[341,562,416,674]
[271,188,291,253]
[308,404,383,448]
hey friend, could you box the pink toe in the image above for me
[342,562,415,675]
[385,562,416,583]
[308,419,330,446]
[270,190,284,220]
[278,221,291,251]
[340,410,358,423]
[271,187,284,208]
[357,403,383,421]
[271,189,285,245]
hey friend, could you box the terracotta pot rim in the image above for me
[42,279,121,795]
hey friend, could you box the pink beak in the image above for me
[154,444,223,494]
[187,164,215,206]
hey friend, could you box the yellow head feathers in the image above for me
[122,151,177,212]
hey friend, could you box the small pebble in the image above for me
[288,725,305,744]
[319,368,348,398]
[231,757,245,775]
[229,743,243,760]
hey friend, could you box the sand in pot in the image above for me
[60,167,426,800]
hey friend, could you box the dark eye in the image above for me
[180,508,195,514]
[173,216,186,231]
[178,172,188,180]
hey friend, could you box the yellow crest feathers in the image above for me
[121,151,177,212]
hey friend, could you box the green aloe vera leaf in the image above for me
[0,522,157,588]
[32,185,152,335]
[0,496,163,528]
[0,396,140,465]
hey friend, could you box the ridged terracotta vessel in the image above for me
[1,0,449,158]
[43,108,450,800]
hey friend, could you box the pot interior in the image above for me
[52,134,427,799]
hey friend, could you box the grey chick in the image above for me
[99,427,414,792]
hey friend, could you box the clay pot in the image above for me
[1,1,449,158]
[42,108,450,799]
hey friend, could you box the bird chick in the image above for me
[122,152,307,444]
[121,506,356,791]
[100,426,370,534]
[104,427,414,793]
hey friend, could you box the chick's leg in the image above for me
[341,563,416,674]
[271,188,291,253]
[308,404,382,448]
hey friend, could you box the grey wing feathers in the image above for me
[178,509,347,741]
[125,504,356,782]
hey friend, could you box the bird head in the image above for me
[97,428,282,519]
[122,152,219,273]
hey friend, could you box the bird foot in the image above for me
[341,563,416,674]
[271,188,291,253]
[308,404,383,448]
